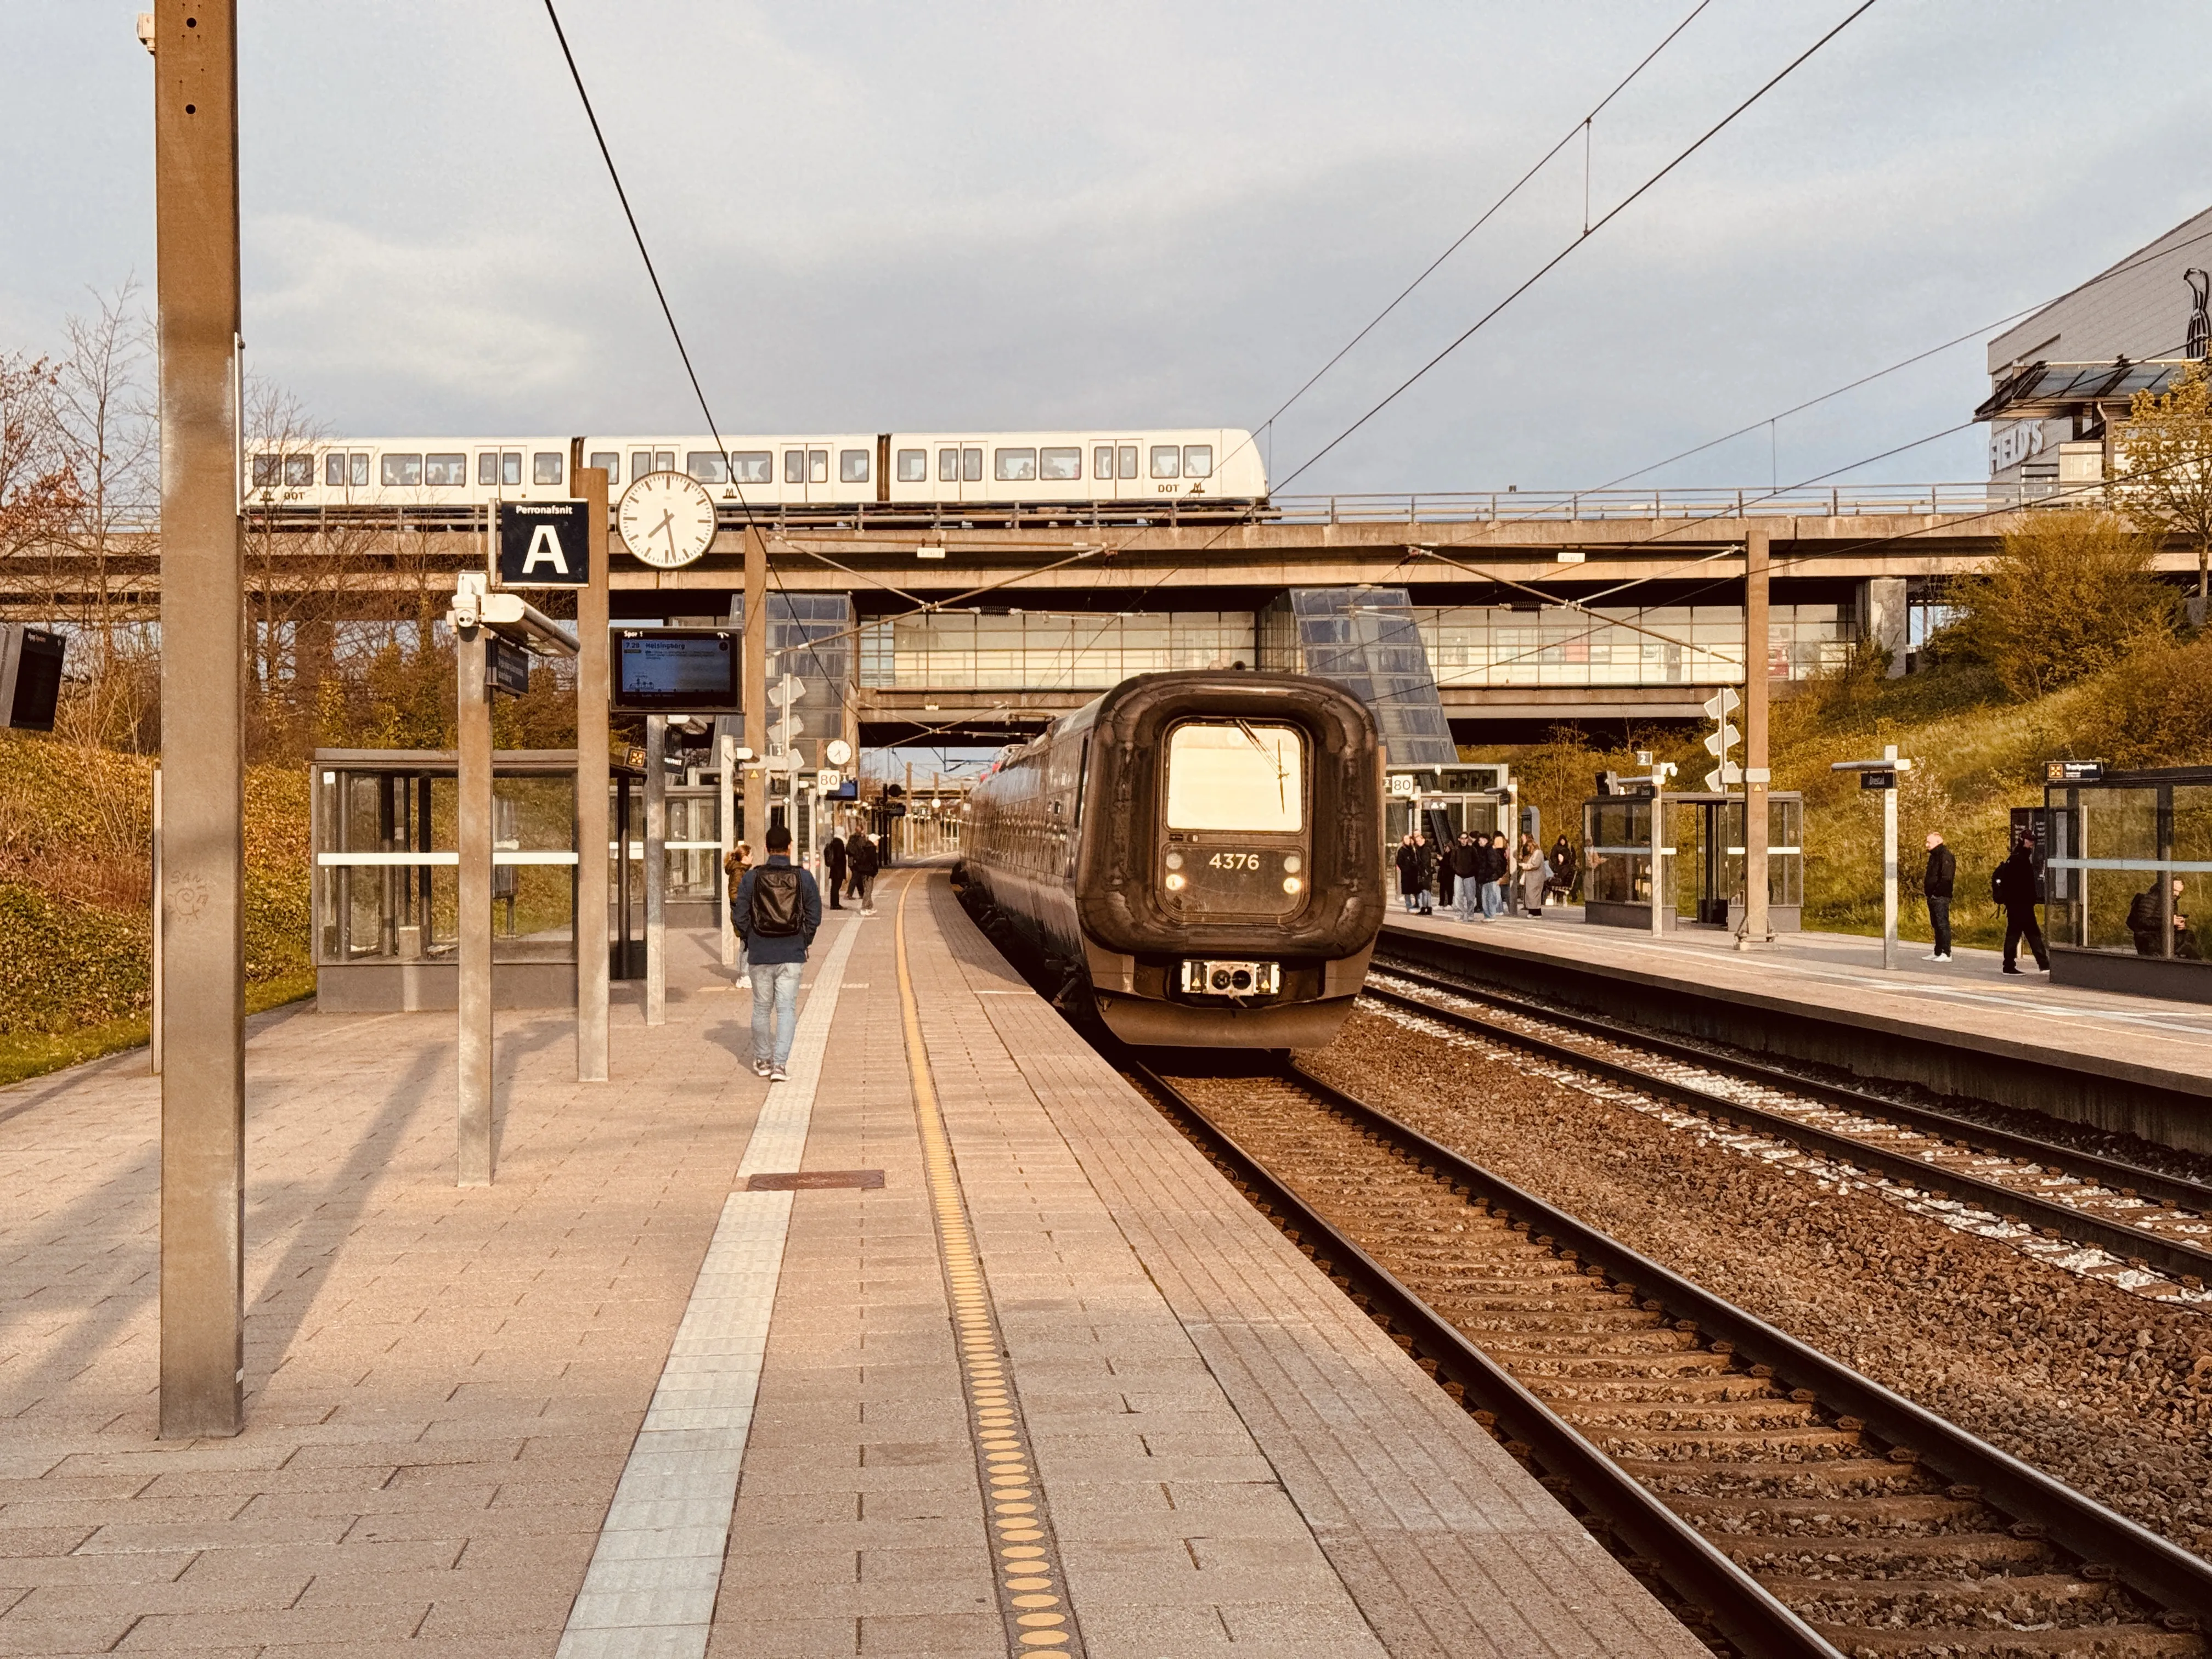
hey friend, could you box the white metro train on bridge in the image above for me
[246,429,1265,515]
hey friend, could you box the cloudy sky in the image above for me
[8,2,2211,496]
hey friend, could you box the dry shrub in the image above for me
[1944,511,2176,699]
[2080,635,2212,768]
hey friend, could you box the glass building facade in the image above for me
[857,610,1255,690]
[1258,589,1458,766]
[1412,603,1855,687]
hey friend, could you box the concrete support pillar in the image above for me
[644,713,666,1027]
[574,466,610,1081]
[1742,525,1773,948]
[455,618,493,1188]
[155,0,246,1441]
[1864,575,1908,677]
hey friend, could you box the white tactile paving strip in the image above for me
[556,918,862,1659]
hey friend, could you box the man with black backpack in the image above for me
[732,825,823,1082]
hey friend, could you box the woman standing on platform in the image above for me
[1516,832,1549,918]
[1395,833,1424,913]
[723,842,753,989]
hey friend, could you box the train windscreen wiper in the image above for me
[1232,718,1290,815]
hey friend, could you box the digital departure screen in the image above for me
[611,629,741,714]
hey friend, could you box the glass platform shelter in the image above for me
[1582,789,1804,933]
[2044,765,2212,1001]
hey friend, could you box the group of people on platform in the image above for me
[719,825,884,1083]
[1395,828,1578,923]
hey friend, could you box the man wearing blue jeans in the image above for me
[731,825,822,1083]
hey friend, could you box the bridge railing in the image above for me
[1266,481,2096,524]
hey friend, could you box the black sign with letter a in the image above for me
[497,501,589,587]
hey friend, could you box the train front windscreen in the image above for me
[1159,720,1310,920]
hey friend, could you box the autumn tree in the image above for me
[2118,358,2212,611]
[1944,510,2175,699]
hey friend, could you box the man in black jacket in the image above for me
[822,832,848,910]
[1921,831,1955,963]
[1993,831,2049,975]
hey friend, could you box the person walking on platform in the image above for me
[848,827,881,916]
[733,825,821,1083]
[822,830,848,911]
[1993,830,2049,975]
[1395,833,1424,913]
[1515,832,1549,918]
[723,841,753,989]
[1921,831,1955,963]
[1451,832,1482,923]
[1413,832,1437,915]
[1436,834,1458,912]
[1545,834,1578,907]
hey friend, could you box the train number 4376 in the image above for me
[1207,852,1262,871]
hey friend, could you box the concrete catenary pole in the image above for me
[743,527,768,856]
[150,764,162,1077]
[154,0,247,1441]
[644,713,667,1026]
[455,590,494,1188]
[1741,523,1773,947]
[718,729,736,968]
[575,464,610,1081]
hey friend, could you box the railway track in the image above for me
[1125,1054,2212,1659]
[1363,957,2212,1295]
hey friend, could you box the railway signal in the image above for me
[1700,687,1741,793]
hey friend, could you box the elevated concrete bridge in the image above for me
[4,483,2159,741]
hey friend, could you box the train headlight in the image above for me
[1282,854,1302,873]
[1164,850,1183,870]
[1283,876,1302,894]
[1165,873,1186,891]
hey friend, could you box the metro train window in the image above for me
[477,452,500,486]
[284,455,314,488]
[938,448,959,482]
[534,453,563,485]
[504,453,522,487]
[588,452,618,483]
[250,454,279,487]
[809,449,828,484]
[732,452,772,483]
[348,453,368,487]
[654,449,674,472]
[898,449,927,483]
[426,454,467,486]
[1165,723,1304,832]
[963,447,983,482]
[995,448,1037,482]
[1182,444,1213,479]
[382,454,423,487]
[785,450,805,484]
[1150,445,1181,479]
[840,450,870,483]
[630,450,653,479]
[1040,447,1081,481]
[324,453,347,487]
[687,452,730,484]
[1119,444,1138,479]
[1092,445,1113,479]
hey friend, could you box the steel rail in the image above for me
[1268,1057,2212,1637]
[1373,952,2212,1216]
[1363,969,2212,1285]
[1116,1052,1843,1659]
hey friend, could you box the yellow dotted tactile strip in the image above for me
[895,874,1087,1657]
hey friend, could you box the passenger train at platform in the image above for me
[952,672,1386,1049]
[245,429,1265,517]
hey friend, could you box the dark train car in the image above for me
[953,671,1385,1047]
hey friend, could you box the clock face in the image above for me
[617,470,718,570]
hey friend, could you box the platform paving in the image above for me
[0,874,1702,1658]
